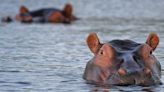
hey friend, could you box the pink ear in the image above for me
[19,6,29,14]
[86,32,101,55]
[63,3,73,18]
[146,32,159,51]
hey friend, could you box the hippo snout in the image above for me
[117,54,145,76]
[118,68,143,76]
[118,67,151,77]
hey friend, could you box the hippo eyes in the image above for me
[99,50,104,55]
[140,44,153,59]
[97,43,114,58]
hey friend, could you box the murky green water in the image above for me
[0,0,164,92]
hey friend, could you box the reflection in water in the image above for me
[87,84,110,92]
[87,84,156,92]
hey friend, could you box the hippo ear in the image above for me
[146,32,159,51]
[87,33,101,55]
[19,6,29,14]
[63,3,72,18]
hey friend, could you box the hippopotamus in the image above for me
[1,3,77,24]
[83,32,161,86]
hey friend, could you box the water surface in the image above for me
[0,0,164,92]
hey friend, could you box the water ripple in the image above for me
[0,0,164,92]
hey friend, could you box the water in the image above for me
[0,0,164,92]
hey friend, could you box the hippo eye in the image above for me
[98,49,104,55]
[100,50,103,55]
[140,44,154,59]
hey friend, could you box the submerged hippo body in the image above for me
[2,3,77,24]
[83,33,161,86]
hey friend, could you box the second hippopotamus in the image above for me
[2,3,78,24]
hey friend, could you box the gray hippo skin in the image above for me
[83,32,161,86]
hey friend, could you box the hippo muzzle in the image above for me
[83,32,161,86]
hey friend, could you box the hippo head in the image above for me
[83,32,161,86]
[15,6,32,23]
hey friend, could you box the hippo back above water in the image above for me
[83,32,161,86]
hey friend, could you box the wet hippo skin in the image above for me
[83,32,161,86]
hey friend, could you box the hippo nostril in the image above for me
[118,68,126,76]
